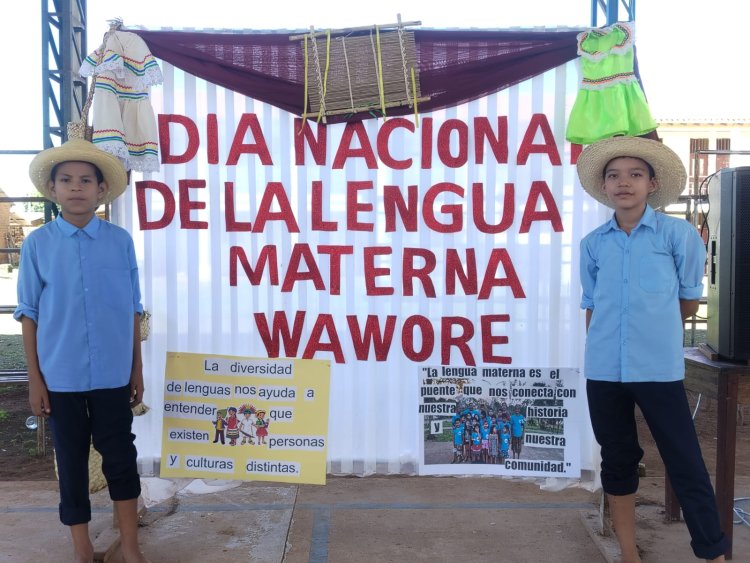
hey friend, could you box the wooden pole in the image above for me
[289,20,421,41]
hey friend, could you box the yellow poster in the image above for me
[160,352,330,484]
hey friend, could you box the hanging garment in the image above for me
[565,22,657,144]
[81,31,163,172]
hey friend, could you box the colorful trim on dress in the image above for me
[576,21,635,62]
[581,71,637,90]
[95,76,150,101]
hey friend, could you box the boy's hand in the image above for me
[130,368,145,407]
[28,377,51,417]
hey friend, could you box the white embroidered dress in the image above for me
[81,31,163,172]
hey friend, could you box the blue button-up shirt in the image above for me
[15,215,143,392]
[580,205,705,382]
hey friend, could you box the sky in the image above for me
[0,0,745,197]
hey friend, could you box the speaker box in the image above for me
[706,166,750,361]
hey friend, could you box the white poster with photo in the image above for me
[418,366,582,477]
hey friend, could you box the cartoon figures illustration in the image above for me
[238,404,256,445]
[225,406,240,446]
[212,408,227,445]
[254,410,270,445]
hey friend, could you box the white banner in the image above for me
[112,60,608,475]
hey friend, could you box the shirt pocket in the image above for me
[100,268,133,312]
[639,253,675,293]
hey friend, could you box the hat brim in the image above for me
[28,139,128,205]
[576,136,686,210]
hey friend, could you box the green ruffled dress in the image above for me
[566,22,657,144]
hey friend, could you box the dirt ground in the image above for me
[0,384,55,480]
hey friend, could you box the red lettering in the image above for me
[333,122,377,169]
[250,312,513,364]
[402,315,434,362]
[437,119,469,168]
[178,179,207,229]
[253,311,305,357]
[159,114,199,164]
[281,243,325,292]
[229,245,279,286]
[383,184,418,232]
[347,315,397,361]
[517,113,561,165]
[474,116,508,164]
[421,117,433,169]
[472,182,515,234]
[519,181,564,234]
[481,314,511,364]
[312,180,337,231]
[224,181,251,232]
[226,113,273,165]
[364,247,394,296]
[347,181,374,231]
[207,113,219,165]
[441,316,475,365]
[303,314,345,362]
[403,248,436,297]
[446,249,478,295]
[423,182,463,233]
[570,142,583,164]
[254,182,300,233]
[294,119,327,165]
[479,249,526,299]
[318,245,353,295]
[135,180,175,230]
[377,118,414,169]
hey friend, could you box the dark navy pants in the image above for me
[48,384,140,525]
[586,379,730,560]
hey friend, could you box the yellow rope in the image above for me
[375,25,387,120]
[341,37,355,110]
[411,67,419,127]
[298,35,309,134]
[316,30,332,123]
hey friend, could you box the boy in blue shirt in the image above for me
[452,419,464,463]
[499,425,510,462]
[509,405,525,459]
[16,138,148,563]
[577,136,728,562]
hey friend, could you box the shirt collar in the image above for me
[56,214,101,238]
[603,204,657,233]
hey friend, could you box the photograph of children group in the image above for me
[421,386,566,466]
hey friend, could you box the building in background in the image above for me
[657,118,750,196]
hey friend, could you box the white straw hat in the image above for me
[28,139,128,204]
[576,136,686,209]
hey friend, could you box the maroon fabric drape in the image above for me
[129,28,582,123]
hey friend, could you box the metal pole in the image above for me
[606,0,619,24]
[591,0,599,27]
[41,0,51,150]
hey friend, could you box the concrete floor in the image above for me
[1,476,748,562]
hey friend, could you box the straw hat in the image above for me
[576,136,687,210]
[28,138,128,204]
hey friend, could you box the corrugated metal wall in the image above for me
[113,60,608,476]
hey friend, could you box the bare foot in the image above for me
[121,545,149,563]
[72,544,94,563]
